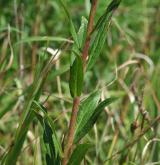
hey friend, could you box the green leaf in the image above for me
[33,101,63,158]
[4,51,56,165]
[43,119,61,165]
[43,120,56,164]
[107,0,121,13]
[87,0,121,70]
[74,97,117,143]
[93,0,121,31]
[67,143,92,165]
[69,54,83,98]
[33,103,61,165]
[5,110,35,165]
[78,16,88,49]
[87,24,106,70]
[71,16,88,63]
[74,91,100,143]
[4,83,44,164]
[59,0,80,48]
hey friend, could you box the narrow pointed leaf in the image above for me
[74,97,117,143]
[5,110,35,165]
[74,91,100,143]
[4,83,42,165]
[67,143,92,165]
[78,16,88,49]
[87,0,121,70]
[43,120,56,165]
[59,0,80,48]
[33,101,63,158]
[69,54,83,97]
[4,55,55,165]
[71,16,88,61]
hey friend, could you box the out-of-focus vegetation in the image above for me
[0,0,160,164]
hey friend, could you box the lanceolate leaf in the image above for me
[78,16,88,49]
[34,111,61,165]
[69,54,83,98]
[74,97,117,143]
[93,0,121,32]
[59,0,80,48]
[4,80,43,165]
[87,0,121,70]
[4,54,57,165]
[87,23,106,70]
[43,120,57,165]
[107,0,121,13]
[59,0,84,98]
[33,101,63,158]
[4,110,35,165]
[71,16,88,63]
[74,91,100,143]
[67,144,92,165]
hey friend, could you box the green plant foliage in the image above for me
[69,54,83,97]
[67,143,92,165]
[74,97,117,143]
[78,16,88,50]
[59,0,80,49]
[33,101,63,158]
[4,54,57,165]
[87,0,121,70]
[1,0,160,164]
[74,91,100,142]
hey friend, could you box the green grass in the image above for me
[0,0,160,164]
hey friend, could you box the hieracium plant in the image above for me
[2,0,121,165]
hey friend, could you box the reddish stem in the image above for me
[62,97,80,165]
[82,0,98,68]
[62,1,98,164]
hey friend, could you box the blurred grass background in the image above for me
[0,0,160,164]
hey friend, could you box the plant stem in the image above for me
[62,97,80,165]
[82,0,98,68]
[62,1,98,164]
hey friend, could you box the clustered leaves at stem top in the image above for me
[3,0,122,165]
[61,0,121,164]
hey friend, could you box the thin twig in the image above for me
[31,0,41,81]
[104,115,160,162]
